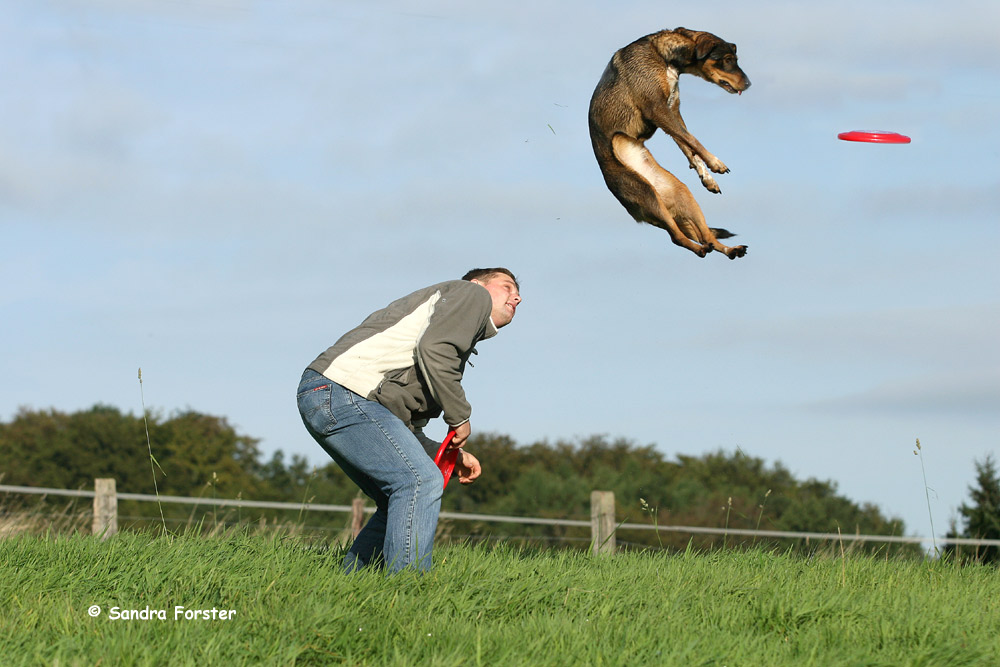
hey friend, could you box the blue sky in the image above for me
[3,0,998,543]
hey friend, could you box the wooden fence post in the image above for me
[93,478,118,539]
[351,497,365,538]
[590,490,616,555]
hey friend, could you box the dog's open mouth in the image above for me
[717,80,742,95]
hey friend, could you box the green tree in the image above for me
[152,410,266,499]
[1,408,919,554]
[430,435,915,556]
[947,455,1000,564]
[0,405,150,490]
[0,406,285,512]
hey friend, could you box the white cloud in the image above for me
[809,369,1000,417]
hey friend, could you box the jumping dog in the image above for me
[589,28,751,258]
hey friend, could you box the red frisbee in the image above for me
[434,430,459,488]
[838,130,911,144]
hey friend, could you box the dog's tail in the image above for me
[710,227,736,239]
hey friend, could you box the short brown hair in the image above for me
[462,267,519,289]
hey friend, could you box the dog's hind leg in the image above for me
[612,134,747,260]
[679,214,747,259]
[672,196,748,259]
[611,134,712,257]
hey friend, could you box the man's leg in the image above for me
[345,507,387,572]
[316,441,389,572]
[296,370,444,572]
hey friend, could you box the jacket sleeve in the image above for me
[415,282,492,427]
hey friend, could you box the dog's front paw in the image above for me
[707,158,729,175]
[701,177,722,194]
[726,245,748,259]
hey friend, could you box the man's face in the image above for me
[473,274,521,328]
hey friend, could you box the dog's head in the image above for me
[685,30,751,95]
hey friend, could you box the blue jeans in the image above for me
[296,369,443,573]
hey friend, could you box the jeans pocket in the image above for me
[297,380,338,436]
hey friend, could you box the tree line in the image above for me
[1,405,995,559]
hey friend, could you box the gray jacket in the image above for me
[307,280,497,429]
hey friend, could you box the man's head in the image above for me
[463,267,521,328]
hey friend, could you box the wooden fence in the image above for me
[3,481,1000,552]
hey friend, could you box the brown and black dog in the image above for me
[589,28,751,258]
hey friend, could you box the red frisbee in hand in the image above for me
[434,430,459,488]
[838,130,911,144]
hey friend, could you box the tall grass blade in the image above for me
[914,438,938,556]
[139,368,169,535]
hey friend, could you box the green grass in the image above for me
[1,533,998,665]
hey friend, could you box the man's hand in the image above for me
[455,450,481,484]
[449,421,471,449]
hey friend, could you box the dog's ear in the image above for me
[694,33,721,61]
[695,33,739,63]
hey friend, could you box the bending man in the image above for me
[296,268,521,573]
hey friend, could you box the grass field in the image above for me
[2,532,998,666]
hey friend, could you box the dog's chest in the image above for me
[663,66,680,107]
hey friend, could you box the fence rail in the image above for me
[3,482,999,549]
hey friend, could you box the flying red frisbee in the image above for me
[838,130,911,144]
[434,430,459,488]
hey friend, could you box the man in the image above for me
[296,268,521,573]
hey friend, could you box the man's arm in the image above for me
[455,449,481,484]
[415,282,492,432]
[449,421,471,449]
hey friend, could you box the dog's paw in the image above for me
[701,178,722,194]
[688,244,711,258]
[726,245,748,259]
[707,158,729,174]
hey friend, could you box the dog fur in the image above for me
[588,27,751,258]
